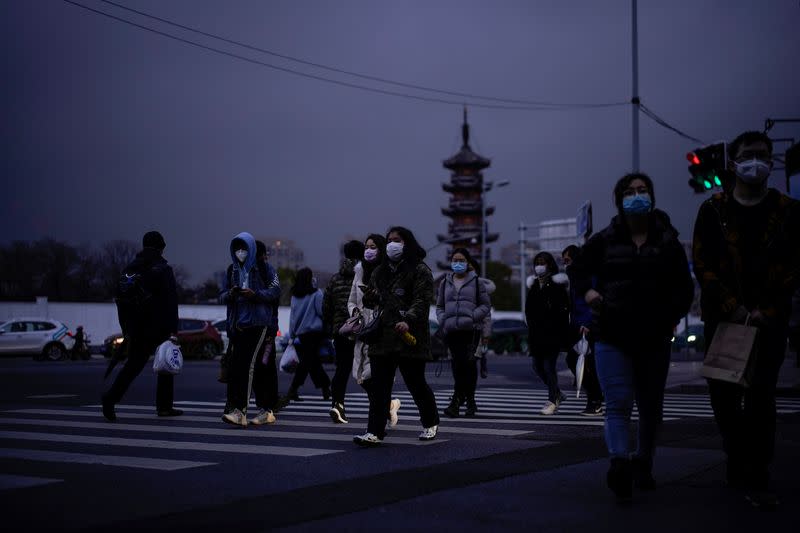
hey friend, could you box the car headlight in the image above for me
[113,338,125,345]
[687,335,697,343]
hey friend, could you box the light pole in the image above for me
[481,180,510,279]
[518,221,528,317]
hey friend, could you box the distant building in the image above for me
[436,109,497,270]
[536,218,581,259]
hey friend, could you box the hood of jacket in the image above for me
[338,258,356,277]
[230,232,257,273]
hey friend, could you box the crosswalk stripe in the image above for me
[0,418,443,447]
[0,473,62,490]
[3,410,529,437]
[0,448,215,471]
[0,430,340,457]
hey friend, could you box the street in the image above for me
[0,355,798,532]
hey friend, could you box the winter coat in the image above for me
[565,267,593,329]
[435,271,491,336]
[220,232,281,332]
[323,259,357,334]
[117,247,178,341]
[525,273,570,353]
[363,259,434,360]
[289,289,324,338]
[348,261,373,383]
[573,209,694,350]
[693,189,800,327]
[480,278,496,338]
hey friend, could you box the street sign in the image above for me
[576,201,593,239]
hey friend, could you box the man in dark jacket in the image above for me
[102,231,180,421]
[323,240,364,424]
[693,130,800,507]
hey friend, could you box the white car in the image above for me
[0,318,75,360]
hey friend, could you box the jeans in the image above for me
[594,340,671,465]
[531,346,561,403]
[446,330,479,402]
[704,322,787,489]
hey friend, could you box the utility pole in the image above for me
[518,221,528,318]
[631,0,640,172]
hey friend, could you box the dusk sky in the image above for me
[2,0,798,282]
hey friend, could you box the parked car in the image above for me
[211,318,230,353]
[103,318,224,360]
[489,318,528,354]
[672,323,706,352]
[0,318,76,361]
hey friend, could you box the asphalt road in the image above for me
[0,355,798,532]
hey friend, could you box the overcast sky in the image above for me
[2,0,798,282]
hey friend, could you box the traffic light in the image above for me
[687,142,726,193]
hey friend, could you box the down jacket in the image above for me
[435,271,491,335]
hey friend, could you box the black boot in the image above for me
[607,457,633,502]
[464,397,477,418]
[443,395,460,418]
[632,455,656,490]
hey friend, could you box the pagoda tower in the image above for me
[437,109,497,270]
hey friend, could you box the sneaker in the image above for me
[540,401,559,415]
[443,396,460,418]
[580,403,604,417]
[249,409,276,425]
[389,398,401,427]
[101,396,116,422]
[329,402,348,424]
[353,432,383,447]
[222,408,248,428]
[157,408,184,417]
[419,425,438,441]
[464,398,477,418]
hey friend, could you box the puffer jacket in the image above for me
[220,232,281,332]
[323,259,356,333]
[573,209,694,350]
[435,271,491,335]
[525,273,570,353]
[363,259,434,360]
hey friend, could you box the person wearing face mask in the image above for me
[353,226,439,446]
[220,233,281,427]
[436,248,491,417]
[347,234,402,426]
[571,173,694,502]
[524,252,570,416]
[692,131,800,508]
[323,240,364,424]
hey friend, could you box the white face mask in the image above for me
[534,265,548,277]
[386,242,404,261]
[734,158,771,184]
[235,250,248,263]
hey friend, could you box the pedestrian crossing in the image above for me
[1,387,799,489]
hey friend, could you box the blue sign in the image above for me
[576,201,593,239]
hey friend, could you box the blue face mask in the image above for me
[622,193,651,215]
[451,261,468,274]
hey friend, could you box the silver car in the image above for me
[0,318,76,360]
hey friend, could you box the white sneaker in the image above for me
[540,401,558,415]
[249,409,276,425]
[389,398,401,427]
[353,432,382,446]
[419,425,438,441]
[222,408,248,427]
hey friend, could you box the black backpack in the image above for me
[115,266,154,335]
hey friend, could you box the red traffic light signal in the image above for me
[687,142,727,193]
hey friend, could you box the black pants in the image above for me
[331,334,356,405]
[705,322,787,489]
[290,332,331,392]
[446,330,478,402]
[253,337,278,411]
[531,346,561,403]
[104,336,173,411]
[564,329,603,404]
[366,354,439,439]
[227,326,267,413]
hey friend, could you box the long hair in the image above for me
[532,251,559,277]
[362,233,386,283]
[384,226,426,264]
[291,267,316,298]
[451,247,476,272]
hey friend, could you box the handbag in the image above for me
[339,311,364,337]
[700,318,758,387]
[153,340,183,375]
[355,309,383,344]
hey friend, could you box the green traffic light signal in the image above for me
[713,175,722,186]
[703,180,712,189]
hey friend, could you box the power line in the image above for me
[64,0,628,112]
[639,103,704,144]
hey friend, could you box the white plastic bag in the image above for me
[573,333,590,398]
[153,340,183,375]
[279,342,299,373]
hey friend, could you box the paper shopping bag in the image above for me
[700,322,758,387]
